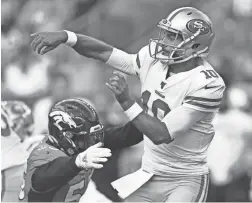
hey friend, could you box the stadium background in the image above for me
[1,0,252,201]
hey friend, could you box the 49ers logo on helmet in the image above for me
[186,19,210,35]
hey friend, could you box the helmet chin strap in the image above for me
[162,46,209,65]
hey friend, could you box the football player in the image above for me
[1,101,36,202]
[19,98,143,202]
[30,7,225,202]
[1,101,34,142]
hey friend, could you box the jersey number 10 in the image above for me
[141,90,170,120]
[200,70,219,79]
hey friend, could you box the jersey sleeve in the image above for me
[27,141,59,172]
[22,141,61,201]
[161,105,210,140]
[183,69,226,113]
[106,46,148,77]
[132,46,149,77]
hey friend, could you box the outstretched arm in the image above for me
[30,30,139,75]
[31,142,111,193]
[31,31,113,62]
[73,34,113,61]
[32,155,80,192]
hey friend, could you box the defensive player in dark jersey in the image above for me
[19,98,143,202]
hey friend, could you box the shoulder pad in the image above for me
[27,138,66,171]
[184,62,226,112]
[189,63,225,94]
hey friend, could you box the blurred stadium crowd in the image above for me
[1,0,252,202]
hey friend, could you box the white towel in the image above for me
[111,168,154,199]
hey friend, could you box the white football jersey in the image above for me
[1,131,44,201]
[1,132,28,170]
[107,46,225,176]
[1,131,28,202]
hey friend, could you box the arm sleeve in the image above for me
[31,155,81,192]
[105,46,147,77]
[103,122,143,150]
[183,76,226,113]
[161,105,211,139]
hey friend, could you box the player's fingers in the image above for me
[109,83,122,94]
[90,163,103,169]
[109,81,124,94]
[103,152,112,158]
[106,83,121,95]
[31,37,41,51]
[109,77,121,83]
[106,82,114,92]
[99,151,112,158]
[92,157,108,163]
[112,73,127,89]
[110,74,120,81]
[36,42,46,55]
[91,142,103,148]
[109,80,125,93]
[110,80,125,93]
[110,80,121,88]
[92,150,112,159]
[31,33,39,37]
[93,147,111,154]
[41,45,56,55]
[40,46,48,55]
[95,151,112,158]
[113,71,126,79]
[30,33,39,41]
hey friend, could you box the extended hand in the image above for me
[30,31,68,55]
[106,71,132,105]
[75,142,111,169]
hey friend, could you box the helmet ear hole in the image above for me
[192,43,200,49]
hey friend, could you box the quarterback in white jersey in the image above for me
[30,6,225,202]
[129,45,225,177]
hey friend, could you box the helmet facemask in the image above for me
[70,123,104,153]
[48,99,104,156]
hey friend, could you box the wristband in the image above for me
[124,102,143,121]
[63,30,77,47]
